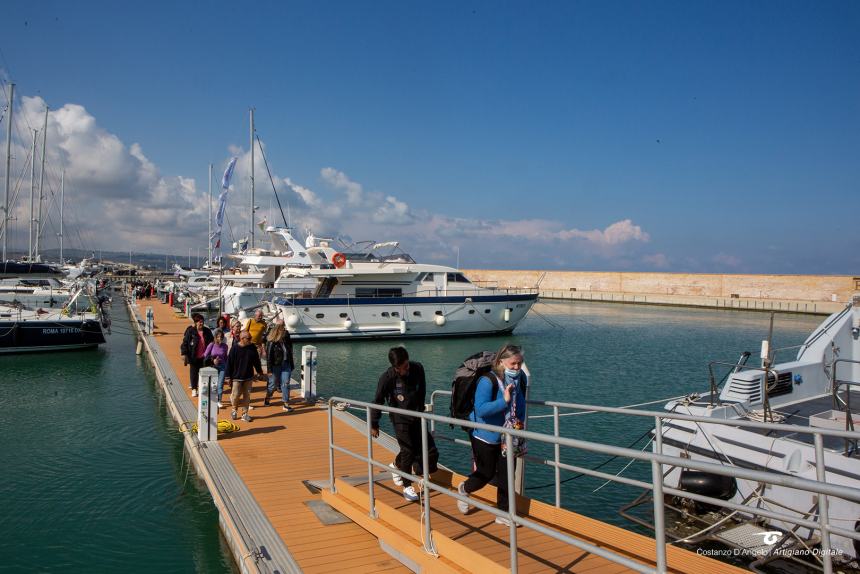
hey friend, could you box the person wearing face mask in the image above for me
[457,344,527,528]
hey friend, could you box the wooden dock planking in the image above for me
[138,299,408,573]
[137,298,748,573]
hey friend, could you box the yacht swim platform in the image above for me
[130,298,745,573]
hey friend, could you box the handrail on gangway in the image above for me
[329,395,860,574]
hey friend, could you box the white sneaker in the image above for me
[217,401,224,408]
[390,463,403,487]
[494,515,521,528]
[456,482,472,514]
[403,486,419,502]
[191,389,198,397]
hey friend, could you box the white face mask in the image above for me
[504,368,520,378]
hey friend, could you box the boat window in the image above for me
[468,309,475,314]
[381,312,390,318]
[315,313,325,319]
[413,311,421,317]
[414,272,427,282]
[355,288,403,298]
[447,273,471,283]
[339,313,348,318]
[434,310,443,316]
[392,312,400,317]
[422,273,435,282]
[484,309,491,313]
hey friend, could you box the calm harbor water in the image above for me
[0,298,823,571]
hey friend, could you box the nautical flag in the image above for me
[221,157,237,189]
[212,157,238,251]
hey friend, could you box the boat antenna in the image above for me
[255,133,289,229]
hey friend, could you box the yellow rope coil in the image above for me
[182,420,241,434]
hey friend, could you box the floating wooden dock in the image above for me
[129,296,748,573]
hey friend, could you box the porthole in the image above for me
[468,309,475,315]
[484,309,491,314]
[381,312,390,318]
[413,311,422,317]
[434,310,443,316]
[339,313,348,318]
[315,313,325,319]
[392,312,400,317]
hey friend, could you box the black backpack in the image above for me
[450,351,499,430]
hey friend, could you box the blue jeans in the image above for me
[215,364,226,402]
[268,365,292,402]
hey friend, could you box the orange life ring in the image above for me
[332,252,347,268]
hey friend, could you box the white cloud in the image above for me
[321,167,363,204]
[556,219,650,245]
[0,90,652,268]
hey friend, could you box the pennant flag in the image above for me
[211,157,238,252]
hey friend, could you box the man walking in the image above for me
[225,330,265,422]
[371,347,438,501]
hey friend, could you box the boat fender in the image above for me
[331,252,347,269]
[286,314,300,328]
[503,308,511,322]
[399,319,407,334]
[343,318,353,329]
[678,469,737,512]
[435,315,446,326]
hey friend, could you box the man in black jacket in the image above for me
[371,347,438,502]
[224,330,265,422]
[180,313,214,398]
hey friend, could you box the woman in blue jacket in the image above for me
[458,344,527,527]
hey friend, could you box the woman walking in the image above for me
[457,344,527,527]
[180,313,214,398]
[204,329,229,408]
[265,319,295,412]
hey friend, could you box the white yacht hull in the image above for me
[269,293,537,340]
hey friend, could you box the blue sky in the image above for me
[0,0,857,273]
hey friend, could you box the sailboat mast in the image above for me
[35,106,48,260]
[2,83,13,261]
[249,107,255,249]
[208,163,212,267]
[59,169,64,262]
[29,129,37,260]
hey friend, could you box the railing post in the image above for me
[506,433,519,574]
[814,434,833,574]
[420,417,434,552]
[328,401,336,494]
[366,406,377,519]
[651,416,667,573]
[554,405,561,508]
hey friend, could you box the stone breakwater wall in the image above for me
[463,270,859,303]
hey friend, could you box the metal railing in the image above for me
[329,394,860,574]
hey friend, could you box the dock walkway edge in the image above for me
[126,298,302,574]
